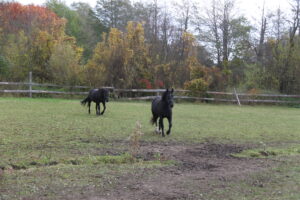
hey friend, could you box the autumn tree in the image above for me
[125,22,151,88]
[49,38,83,85]
[85,22,150,88]
[47,0,107,61]
[1,31,30,81]
[0,2,65,38]
[0,2,83,84]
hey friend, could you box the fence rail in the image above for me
[1,80,300,105]
[0,81,92,89]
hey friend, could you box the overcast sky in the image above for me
[15,0,292,21]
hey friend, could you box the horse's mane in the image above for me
[161,89,173,101]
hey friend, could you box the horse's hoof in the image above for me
[155,127,160,134]
[167,131,171,135]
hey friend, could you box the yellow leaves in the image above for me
[108,28,123,49]
[2,31,31,80]
[75,47,83,59]
[184,78,208,97]
[86,21,150,88]
[182,31,197,57]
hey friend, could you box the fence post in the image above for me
[29,71,32,98]
[234,88,241,106]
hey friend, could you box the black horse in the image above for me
[81,88,109,115]
[151,88,174,137]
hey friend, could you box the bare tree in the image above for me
[255,3,267,65]
[280,0,300,92]
[194,0,249,68]
[194,0,222,66]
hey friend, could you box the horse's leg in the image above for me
[88,101,91,114]
[95,103,99,115]
[98,103,101,115]
[152,115,159,134]
[159,117,165,137]
[154,116,160,134]
[100,102,106,115]
[166,116,172,135]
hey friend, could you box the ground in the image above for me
[0,98,300,199]
[99,142,269,200]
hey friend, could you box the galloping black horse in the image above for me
[151,88,174,137]
[81,88,109,115]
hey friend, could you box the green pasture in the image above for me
[0,97,300,199]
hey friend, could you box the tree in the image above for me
[194,0,222,66]
[85,22,151,88]
[279,0,300,93]
[0,2,84,83]
[195,0,251,68]
[49,41,83,85]
[0,2,65,38]
[125,22,151,88]
[95,0,133,30]
[72,2,107,60]
[1,31,31,81]
[47,0,107,61]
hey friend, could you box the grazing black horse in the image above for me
[81,88,109,115]
[151,88,174,137]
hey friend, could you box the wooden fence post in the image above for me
[234,88,241,106]
[29,71,32,98]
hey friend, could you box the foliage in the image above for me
[46,0,81,38]
[0,2,65,38]
[139,79,153,89]
[47,0,107,62]
[129,121,144,158]
[84,29,126,87]
[1,0,300,93]
[1,31,31,81]
[188,57,228,91]
[95,0,132,30]
[0,2,83,84]
[244,64,279,91]
[49,41,83,85]
[184,78,208,96]
[0,54,9,78]
[85,22,151,88]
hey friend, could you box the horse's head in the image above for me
[162,88,174,108]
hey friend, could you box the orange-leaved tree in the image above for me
[0,2,83,83]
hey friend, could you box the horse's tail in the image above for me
[81,97,89,106]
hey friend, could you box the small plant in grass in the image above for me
[259,141,268,156]
[129,121,144,159]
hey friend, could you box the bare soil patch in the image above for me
[87,141,275,200]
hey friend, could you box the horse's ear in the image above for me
[166,88,169,92]
[171,88,174,93]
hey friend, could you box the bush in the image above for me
[184,78,208,97]
[0,55,9,79]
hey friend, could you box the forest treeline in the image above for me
[1,0,300,94]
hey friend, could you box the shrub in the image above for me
[129,121,143,158]
[139,79,152,89]
[184,78,208,97]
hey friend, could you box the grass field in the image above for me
[0,97,300,199]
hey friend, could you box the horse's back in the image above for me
[152,96,161,108]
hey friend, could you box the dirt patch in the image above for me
[86,141,275,200]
